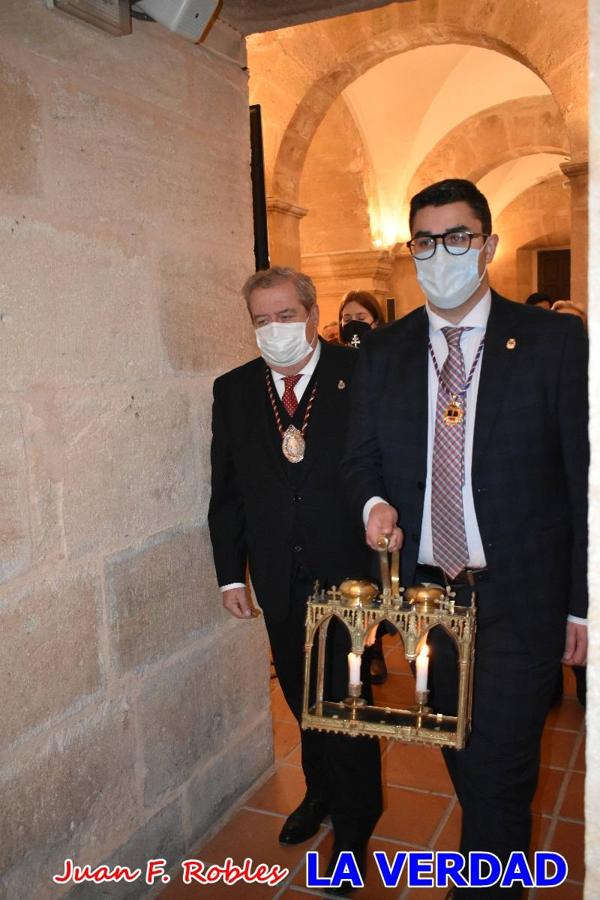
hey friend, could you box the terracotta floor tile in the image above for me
[549,820,585,882]
[559,771,585,822]
[383,644,413,676]
[246,765,309,817]
[433,802,461,851]
[374,786,452,846]
[274,721,301,760]
[545,698,585,733]
[160,809,308,899]
[573,736,585,773]
[533,767,566,816]
[277,891,327,898]
[160,669,588,900]
[383,742,453,795]
[540,729,578,770]
[541,881,584,899]
[562,666,578,699]
[530,813,552,854]
[284,742,303,767]
[291,831,409,899]
[403,888,448,899]
[373,672,419,709]
[271,684,296,724]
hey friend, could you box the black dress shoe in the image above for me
[278,796,328,845]
[324,842,367,896]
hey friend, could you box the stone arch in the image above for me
[263,0,586,205]
[407,95,569,199]
[299,94,374,256]
[490,175,570,300]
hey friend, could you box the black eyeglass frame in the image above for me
[406,231,490,260]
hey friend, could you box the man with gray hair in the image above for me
[209,266,382,894]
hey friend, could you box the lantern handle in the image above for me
[376,536,401,600]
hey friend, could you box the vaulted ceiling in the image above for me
[220,0,406,34]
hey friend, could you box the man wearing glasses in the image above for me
[343,179,588,897]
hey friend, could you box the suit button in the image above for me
[417,481,425,492]
[294,545,303,553]
[293,494,302,502]
[411,532,419,543]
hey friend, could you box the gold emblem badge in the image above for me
[443,398,464,426]
[506,338,516,350]
[282,425,306,463]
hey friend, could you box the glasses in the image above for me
[407,231,489,260]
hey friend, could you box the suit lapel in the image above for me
[247,358,289,486]
[404,310,429,476]
[299,341,342,482]
[473,292,519,473]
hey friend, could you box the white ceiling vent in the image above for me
[132,0,220,41]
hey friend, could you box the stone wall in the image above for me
[0,3,272,898]
[299,95,373,257]
[491,176,571,302]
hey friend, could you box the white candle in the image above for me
[348,651,362,686]
[416,644,429,693]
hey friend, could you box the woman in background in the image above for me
[339,290,382,348]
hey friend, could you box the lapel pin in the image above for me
[338,380,346,390]
[506,338,517,350]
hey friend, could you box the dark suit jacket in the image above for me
[209,339,371,622]
[342,292,588,652]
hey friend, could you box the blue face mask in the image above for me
[414,241,488,309]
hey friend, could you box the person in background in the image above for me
[552,299,587,330]
[322,321,341,343]
[525,291,552,309]
[339,290,383,348]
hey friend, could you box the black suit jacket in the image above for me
[342,292,588,651]
[209,340,371,622]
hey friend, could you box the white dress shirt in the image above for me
[363,291,490,561]
[219,342,321,592]
[418,292,490,567]
[271,340,321,402]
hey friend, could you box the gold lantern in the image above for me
[301,539,477,749]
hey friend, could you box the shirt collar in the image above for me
[426,289,492,334]
[272,339,322,383]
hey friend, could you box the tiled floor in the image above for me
[160,649,585,899]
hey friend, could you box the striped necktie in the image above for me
[431,326,470,578]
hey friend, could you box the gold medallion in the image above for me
[443,398,464,426]
[282,425,305,463]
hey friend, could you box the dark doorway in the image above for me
[537,249,571,301]
[249,104,270,271]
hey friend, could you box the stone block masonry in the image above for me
[0,1,272,897]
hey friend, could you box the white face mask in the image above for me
[414,242,487,310]
[255,319,313,368]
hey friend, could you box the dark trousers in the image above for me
[264,566,382,846]
[424,580,560,898]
